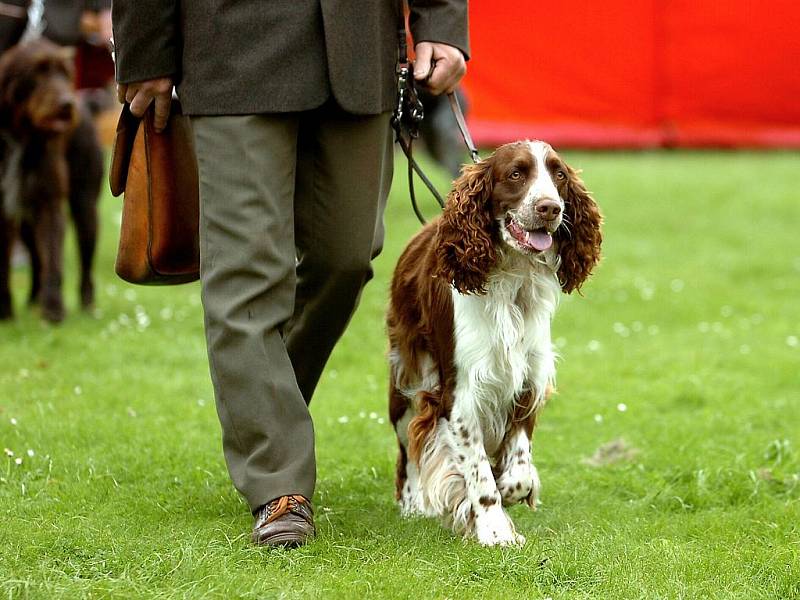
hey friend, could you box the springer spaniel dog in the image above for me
[387,140,602,546]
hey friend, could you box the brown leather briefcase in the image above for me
[109,100,200,285]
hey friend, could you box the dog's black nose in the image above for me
[535,199,561,221]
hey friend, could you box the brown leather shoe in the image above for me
[252,494,315,548]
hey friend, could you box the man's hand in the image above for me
[413,42,466,95]
[117,78,173,132]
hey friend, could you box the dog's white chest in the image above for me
[451,260,560,411]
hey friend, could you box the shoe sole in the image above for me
[252,531,315,548]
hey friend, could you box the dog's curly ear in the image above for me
[435,159,497,294]
[554,164,603,293]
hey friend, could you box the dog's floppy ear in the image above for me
[554,163,602,293]
[435,158,497,294]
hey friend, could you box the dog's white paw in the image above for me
[474,507,523,547]
[497,463,541,508]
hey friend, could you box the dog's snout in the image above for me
[535,199,561,221]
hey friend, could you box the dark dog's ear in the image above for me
[554,164,602,293]
[435,159,497,294]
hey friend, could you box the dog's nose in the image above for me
[535,199,561,221]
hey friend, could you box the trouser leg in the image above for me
[192,115,316,511]
[286,106,394,403]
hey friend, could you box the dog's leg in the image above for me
[19,222,40,305]
[394,409,427,517]
[494,390,541,508]
[68,190,97,309]
[33,201,66,323]
[67,120,101,310]
[0,210,13,319]
[495,427,540,508]
[390,349,439,518]
[449,394,525,547]
[399,446,428,517]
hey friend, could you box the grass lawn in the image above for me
[1,149,799,599]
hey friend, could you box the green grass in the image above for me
[1,150,799,599]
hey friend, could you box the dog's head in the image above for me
[0,39,79,136]
[436,140,603,294]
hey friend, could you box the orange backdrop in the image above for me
[463,1,800,148]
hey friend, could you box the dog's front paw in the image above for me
[41,300,65,323]
[474,507,523,547]
[80,279,94,309]
[497,463,541,508]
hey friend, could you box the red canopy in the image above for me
[463,1,800,148]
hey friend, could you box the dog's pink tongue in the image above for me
[526,230,553,251]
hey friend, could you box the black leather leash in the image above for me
[391,2,480,225]
[448,92,480,164]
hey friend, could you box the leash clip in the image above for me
[393,63,409,128]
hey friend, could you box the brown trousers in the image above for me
[191,103,393,511]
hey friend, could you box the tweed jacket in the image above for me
[112,0,469,116]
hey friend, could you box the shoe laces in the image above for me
[264,494,308,524]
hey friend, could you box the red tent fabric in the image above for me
[463,1,800,148]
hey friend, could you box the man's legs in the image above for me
[286,104,394,403]
[192,115,316,512]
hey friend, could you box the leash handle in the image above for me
[394,0,481,224]
[447,92,480,164]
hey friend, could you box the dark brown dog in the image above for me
[0,39,103,322]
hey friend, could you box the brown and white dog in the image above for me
[387,141,602,546]
[0,39,103,322]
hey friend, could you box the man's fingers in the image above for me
[116,83,128,104]
[441,64,466,94]
[123,78,173,127]
[414,42,434,80]
[426,60,453,94]
[153,94,172,133]
[414,42,466,95]
[427,59,464,95]
[127,88,153,118]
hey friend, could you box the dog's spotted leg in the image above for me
[399,455,428,517]
[495,427,540,508]
[449,404,525,547]
[395,409,427,516]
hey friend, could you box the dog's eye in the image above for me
[555,170,567,181]
[509,170,521,181]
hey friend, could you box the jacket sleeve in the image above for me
[111,0,180,83]
[408,0,470,60]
